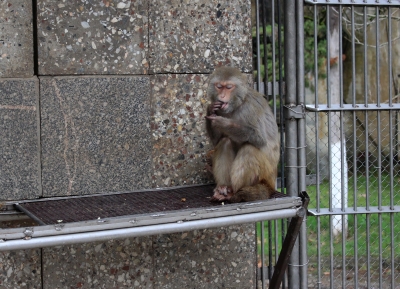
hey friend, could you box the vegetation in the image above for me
[257,173,400,264]
[306,173,400,260]
[252,9,328,84]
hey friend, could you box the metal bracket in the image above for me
[269,191,310,289]
[23,227,34,240]
[284,104,305,120]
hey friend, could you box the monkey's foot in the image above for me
[211,185,233,202]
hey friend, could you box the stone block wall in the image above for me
[0,0,256,288]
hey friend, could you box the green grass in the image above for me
[257,173,400,263]
[306,173,400,260]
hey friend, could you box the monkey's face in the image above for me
[214,81,235,111]
[207,67,247,114]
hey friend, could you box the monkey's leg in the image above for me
[211,137,235,201]
[229,144,275,202]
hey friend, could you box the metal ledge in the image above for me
[308,206,400,216]
[0,184,304,251]
[305,0,400,5]
[306,103,400,112]
[0,208,301,251]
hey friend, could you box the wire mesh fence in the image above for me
[255,1,400,288]
[305,3,400,288]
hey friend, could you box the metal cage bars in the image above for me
[305,1,400,288]
[255,0,308,288]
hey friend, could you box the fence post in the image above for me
[284,0,300,288]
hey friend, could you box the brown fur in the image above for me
[205,67,280,202]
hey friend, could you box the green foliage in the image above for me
[304,13,327,75]
[252,24,284,82]
[252,9,328,86]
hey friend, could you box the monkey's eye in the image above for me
[215,84,223,89]
[226,84,234,89]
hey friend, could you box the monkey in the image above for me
[205,66,280,203]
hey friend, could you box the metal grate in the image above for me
[15,185,290,225]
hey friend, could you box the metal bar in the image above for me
[308,206,400,216]
[272,0,277,117]
[3,197,302,240]
[261,0,269,99]
[267,220,273,283]
[260,2,273,284]
[278,0,285,197]
[305,103,400,112]
[388,7,395,289]
[337,6,347,287]
[314,4,319,109]
[329,215,334,289]
[277,2,287,287]
[0,211,30,222]
[305,0,400,5]
[284,0,299,287]
[350,7,359,288]
[14,204,46,226]
[256,0,261,92]
[363,6,371,288]
[269,192,309,289]
[375,7,383,288]
[0,208,300,252]
[312,6,322,287]
[326,7,334,288]
[255,1,266,287]
[295,1,307,288]
[261,221,267,289]
[366,213,371,288]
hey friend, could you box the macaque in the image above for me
[205,66,280,202]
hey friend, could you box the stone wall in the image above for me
[0,0,257,288]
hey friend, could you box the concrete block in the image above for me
[151,74,213,187]
[37,0,148,75]
[42,238,153,289]
[0,78,41,200]
[0,0,34,77]
[0,220,42,289]
[149,0,252,73]
[154,224,257,288]
[40,76,152,197]
[0,250,41,289]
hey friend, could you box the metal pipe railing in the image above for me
[0,208,300,251]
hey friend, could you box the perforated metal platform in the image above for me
[0,184,304,253]
[14,184,299,225]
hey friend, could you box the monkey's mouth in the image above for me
[220,102,229,110]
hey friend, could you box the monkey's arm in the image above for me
[206,115,266,148]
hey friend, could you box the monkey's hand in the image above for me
[207,101,225,115]
[205,115,239,129]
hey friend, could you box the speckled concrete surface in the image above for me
[0,0,34,77]
[0,250,41,289]
[149,0,252,73]
[0,78,41,200]
[37,0,148,75]
[40,76,152,196]
[0,220,41,289]
[153,224,257,289]
[42,238,153,289]
[151,74,213,187]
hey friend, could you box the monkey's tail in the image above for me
[229,181,276,203]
